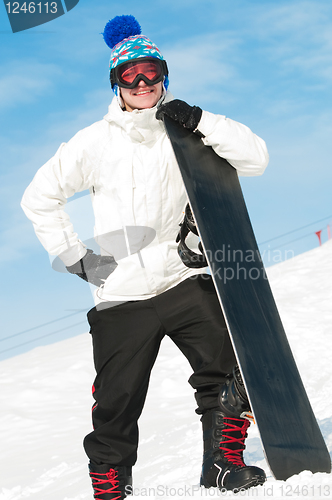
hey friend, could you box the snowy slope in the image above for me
[1,241,332,499]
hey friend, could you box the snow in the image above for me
[1,241,332,499]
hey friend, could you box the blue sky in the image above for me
[0,0,331,360]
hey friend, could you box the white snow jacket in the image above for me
[21,92,269,305]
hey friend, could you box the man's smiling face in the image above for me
[121,80,163,112]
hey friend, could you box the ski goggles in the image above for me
[110,57,169,89]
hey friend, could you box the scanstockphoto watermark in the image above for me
[4,0,80,33]
[125,484,332,497]
[207,261,267,283]
[203,245,294,266]
[125,484,262,497]
[196,245,295,283]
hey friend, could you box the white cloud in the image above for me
[0,218,39,265]
[162,31,249,107]
[0,60,64,109]
[44,87,112,142]
[248,1,332,83]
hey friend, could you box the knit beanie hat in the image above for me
[102,15,169,98]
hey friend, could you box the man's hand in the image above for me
[66,249,118,287]
[156,99,202,132]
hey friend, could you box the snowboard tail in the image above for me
[163,115,331,481]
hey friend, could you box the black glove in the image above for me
[66,249,118,287]
[156,99,202,132]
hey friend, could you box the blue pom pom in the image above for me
[103,15,142,49]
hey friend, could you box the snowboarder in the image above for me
[21,15,269,500]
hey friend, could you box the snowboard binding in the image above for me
[219,365,254,422]
[176,203,207,268]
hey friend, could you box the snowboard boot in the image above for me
[88,463,132,500]
[200,366,266,492]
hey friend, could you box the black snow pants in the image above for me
[83,274,236,466]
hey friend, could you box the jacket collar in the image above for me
[103,91,174,143]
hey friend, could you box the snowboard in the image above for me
[163,115,331,481]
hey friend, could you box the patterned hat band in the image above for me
[110,35,164,70]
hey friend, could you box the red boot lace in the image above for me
[219,417,250,467]
[90,468,122,500]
